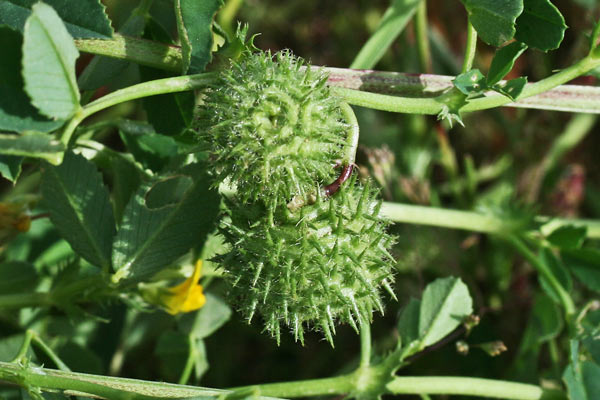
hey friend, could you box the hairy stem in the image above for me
[461,20,477,73]
[0,361,563,400]
[75,34,182,72]
[334,55,600,115]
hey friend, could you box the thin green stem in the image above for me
[350,0,421,69]
[340,102,360,165]
[386,376,565,400]
[359,319,372,368]
[178,336,196,385]
[461,20,477,73]
[0,276,105,311]
[31,332,71,372]
[10,330,34,363]
[60,72,217,145]
[505,236,576,319]
[414,0,432,73]
[381,202,600,238]
[218,0,244,37]
[332,86,443,115]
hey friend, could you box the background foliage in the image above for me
[1,0,600,399]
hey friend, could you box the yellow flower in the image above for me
[162,260,206,315]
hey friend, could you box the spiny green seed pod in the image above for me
[219,176,396,344]
[197,50,349,207]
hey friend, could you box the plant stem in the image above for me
[0,276,105,311]
[332,87,443,114]
[324,67,600,114]
[60,72,217,145]
[0,292,52,309]
[350,0,421,69]
[386,376,565,400]
[31,332,72,372]
[75,34,182,72]
[359,318,372,368]
[461,20,477,73]
[462,55,600,112]
[232,375,356,397]
[504,236,576,319]
[414,0,432,73]
[218,0,244,37]
[380,203,600,239]
[0,361,564,400]
[178,336,196,385]
[335,55,600,115]
[340,102,360,165]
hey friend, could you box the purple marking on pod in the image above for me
[323,164,354,197]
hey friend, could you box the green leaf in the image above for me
[119,129,180,172]
[0,261,38,294]
[174,0,223,74]
[397,298,421,347]
[350,0,421,69]
[56,341,103,374]
[0,334,34,362]
[22,2,81,120]
[562,248,600,293]
[0,0,113,38]
[155,330,191,381]
[0,155,22,182]
[0,132,65,164]
[453,69,487,95]
[539,248,572,304]
[590,19,600,53]
[461,0,524,47]
[0,25,64,133]
[510,293,562,380]
[179,293,232,339]
[41,152,116,269]
[139,20,195,136]
[563,341,600,400]
[547,225,587,249]
[487,41,528,85]
[582,309,600,364]
[515,0,567,52]
[139,68,195,137]
[111,164,220,284]
[491,77,527,100]
[418,276,473,347]
[530,293,563,343]
[82,139,145,224]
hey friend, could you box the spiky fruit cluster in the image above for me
[199,50,396,343]
[220,176,395,343]
[196,50,347,207]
